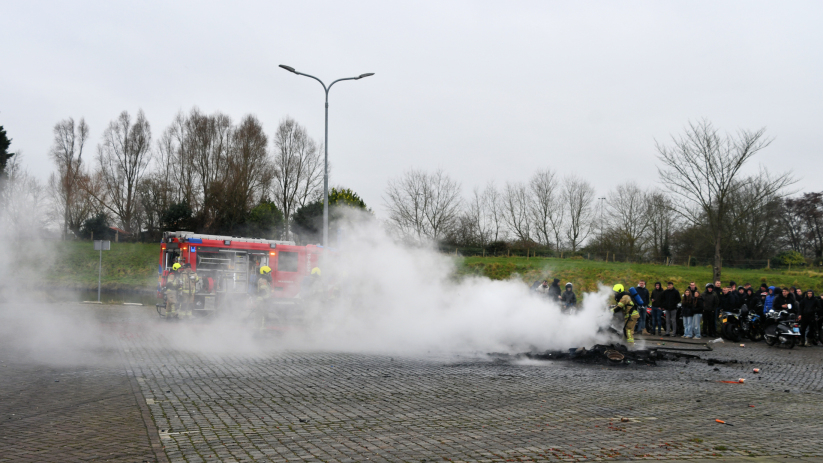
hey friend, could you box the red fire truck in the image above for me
[157,231,323,316]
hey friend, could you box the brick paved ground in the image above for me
[4,303,823,462]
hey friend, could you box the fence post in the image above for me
[767,259,770,269]
[527,248,530,260]
[483,248,485,257]
[561,251,563,259]
[687,255,691,268]
[508,249,510,258]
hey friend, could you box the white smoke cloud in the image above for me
[277,210,615,354]
[0,206,618,365]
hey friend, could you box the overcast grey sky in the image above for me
[2,1,821,216]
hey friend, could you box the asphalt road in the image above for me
[2,303,823,462]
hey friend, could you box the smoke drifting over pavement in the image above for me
[279,211,614,354]
[0,209,615,365]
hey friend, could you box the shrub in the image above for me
[774,250,806,267]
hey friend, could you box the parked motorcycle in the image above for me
[763,309,801,349]
[739,304,765,342]
[721,309,742,342]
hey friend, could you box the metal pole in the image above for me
[278,65,373,247]
[323,92,329,247]
[98,246,102,303]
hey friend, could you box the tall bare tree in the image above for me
[482,182,504,243]
[272,118,323,236]
[528,169,563,250]
[0,154,49,238]
[606,181,653,258]
[385,168,462,243]
[647,190,675,260]
[656,119,793,280]
[96,110,153,233]
[49,117,89,239]
[563,175,595,251]
[502,181,531,244]
[211,115,273,233]
[465,182,503,246]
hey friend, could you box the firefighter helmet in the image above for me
[613,284,624,293]
[311,267,321,276]
[260,266,271,275]
[172,263,182,271]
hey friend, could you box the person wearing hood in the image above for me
[798,290,819,347]
[702,283,720,337]
[735,287,748,309]
[764,286,777,314]
[548,278,562,299]
[560,282,577,309]
[773,287,796,315]
[649,282,665,336]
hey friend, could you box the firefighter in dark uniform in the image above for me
[164,263,182,318]
[177,263,200,319]
[611,284,639,343]
[256,266,272,330]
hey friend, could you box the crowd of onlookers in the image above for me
[534,278,823,347]
[636,279,823,347]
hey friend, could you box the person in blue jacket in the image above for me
[764,286,777,315]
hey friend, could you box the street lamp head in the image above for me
[279,64,296,73]
[357,72,375,79]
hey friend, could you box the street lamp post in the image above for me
[279,64,374,247]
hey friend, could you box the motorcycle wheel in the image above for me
[749,330,764,343]
[720,323,730,341]
[725,324,741,342]
[785,338,795,349]
[765,336,777,346]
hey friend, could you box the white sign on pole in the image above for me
[94,240,111,251]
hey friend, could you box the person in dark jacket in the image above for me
[661,282,681,336]
[634,280,650,335]
[560,282,577,311]
[649,282,665,336]
[735,287,748,309]
[702,284,720,337]
[798,290,819,347]
[548,278,562,299]
[773,287,796,315]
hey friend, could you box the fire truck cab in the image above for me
[158,231,323,314]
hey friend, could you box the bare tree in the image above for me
[49,117,89,239]
[482,182,504,243]
[563,175,595,251]
[272,117,323,236]
[95,110,153,233]
[211,115,274,233]
[606,181,653,258]
[646,190,675,260]
[528,169,563,250]
[465,182,502,246]
[384,168,462,243]
[656,119,794,280]
[502,181,531,243]
[0,154,49,238]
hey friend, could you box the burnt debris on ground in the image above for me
[489,343,704,367]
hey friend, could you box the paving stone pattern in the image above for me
[0,356,157,462]
[4,304,823,462]
[122,330,823,463]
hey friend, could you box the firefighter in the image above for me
[164,263,182,318]
[611,283,639,344]
[177,263,200,319]
[256,266,273,330]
